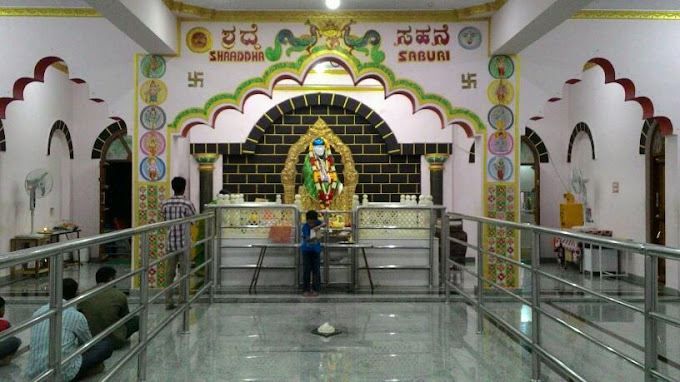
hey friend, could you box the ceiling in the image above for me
[585,0,680,10]
[1,0,679,12]
[177,0,492,11]
[0,0,89,6]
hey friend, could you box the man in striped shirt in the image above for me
[161,177,196,310]
[26,278,113,381]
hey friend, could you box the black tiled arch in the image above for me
[0,119,5,151]
[639,118,656,155]
[91,121,127,159]
[47,120,74,159]
[523,127,549,163]
[567,122,595,163]
[245,93,398,154]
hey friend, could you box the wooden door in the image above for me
[98,133,132,258]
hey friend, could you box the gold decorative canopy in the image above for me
[281,118,357,211]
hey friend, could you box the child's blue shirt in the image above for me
[301,222,322,253]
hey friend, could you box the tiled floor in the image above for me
[1,261,679,381]
[1,302,567,382]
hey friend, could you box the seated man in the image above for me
[79,266,139,350]
[0,296,21,366]
[26,278,113,381]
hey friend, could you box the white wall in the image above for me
[451,127,483,255]
[0,68,74,256]
[0,17,142,128]
[0,65,124,262]
[520,18,680,133]
[528,65,677,285]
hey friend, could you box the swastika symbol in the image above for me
[461,73,477,89]
[187,71,204,88]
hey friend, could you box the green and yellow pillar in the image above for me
[194,153,220,213]
[425,153,449,207]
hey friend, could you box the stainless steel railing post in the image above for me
[48,253,64,382]
[476,221,484,334]
[137,232,150,382]
[644,249,658,382]
[442,213,451,302]
[182,244,191,335]
[531,229,542,382]
[429,208,435,289]
[323,210,330,288]
[207,215,214,304]
[214,208,222,290]
[294,207,301,291]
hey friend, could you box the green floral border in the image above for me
[168,46,485,133]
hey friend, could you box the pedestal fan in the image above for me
[570,168,591,223]
[25,169,53,234]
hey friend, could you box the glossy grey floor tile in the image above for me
[0,302,570,382]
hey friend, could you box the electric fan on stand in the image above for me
[25,169,53,234]
[570,168,592,224]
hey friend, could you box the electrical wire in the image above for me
[452,135,571,194]
[545,147,571,193]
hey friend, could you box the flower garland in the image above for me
[309,151,339,209]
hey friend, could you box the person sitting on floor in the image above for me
[0,296,21,366]
[78,266,139,350]
[26,278,113,381]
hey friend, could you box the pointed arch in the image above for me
[47,120,74,159]
[469,142,476,163]
[523,127,549,163]
[244,93,399,154]
[0,119,5,151]
[639,118,658,155]
[92,121,127,159]
[567,122,595,163]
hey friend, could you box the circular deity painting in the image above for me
[488,105,514,130]
[140,55,166,78]
[186,27,212,53]
[140,105,166,130]
[140,156,166,182]
[487,79,514,105]
[140,80,167,106]
[140,131,166,156]
[488,156,513,182]
[488,130,514,156]
[489,55,514,79]
[458,26,482,50]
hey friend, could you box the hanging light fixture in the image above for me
[325,0,341,10]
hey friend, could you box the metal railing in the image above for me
[0,212,216,382]
[210,203,301,290]
[354,205,446,290]
[210,204,445,292]
[444,212,680,382]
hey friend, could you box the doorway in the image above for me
[520,138,540,262]
[647,120,666,284]
[99,132,132,260]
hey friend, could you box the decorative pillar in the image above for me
[194,153,220,212]
[426,153,449,206]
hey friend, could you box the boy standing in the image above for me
[0,296,21,366]
[161,177,197,310]
[301,210,324,296]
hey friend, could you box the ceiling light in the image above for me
[326,0,340,10]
